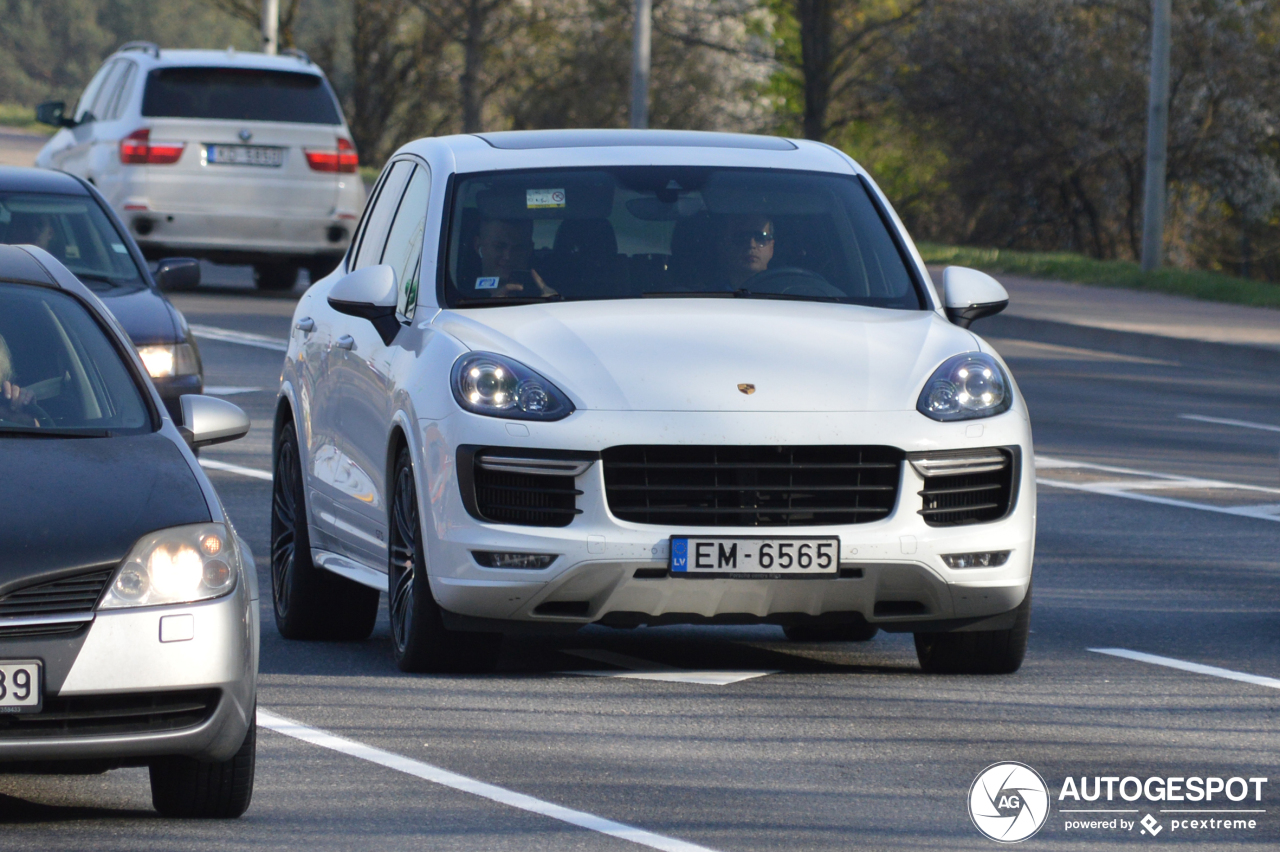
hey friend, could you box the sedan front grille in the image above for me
[602,445,903,527]
[0,689,220,739]
[914,448,1018,526]
[0,569,114,619]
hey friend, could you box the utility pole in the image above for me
[630,0,651,129]
[262,0,279,55]
[1140,0,1171,272]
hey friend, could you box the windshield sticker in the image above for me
[0,205,8,223]
[526,189,565,209]
[475,276,500,290]
[111,243,128,253]
[64,245,80,259]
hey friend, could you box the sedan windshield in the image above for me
[442,167,925,309]
[0,193,145,288]
[0,283,151,436]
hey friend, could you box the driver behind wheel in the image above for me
[715,214,774,290]
[0,333,39,426]
[473,218,557,299]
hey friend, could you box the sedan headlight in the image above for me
[137,343,200,378]
[917,353,1012,421]
[99,523,239,609]
[451,352,574,421]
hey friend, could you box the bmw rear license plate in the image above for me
[0,660,42,713]
[206,144,284,167]
[670,536,839,578]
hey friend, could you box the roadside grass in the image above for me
[0,104,54,135]
[917,242,1280,310]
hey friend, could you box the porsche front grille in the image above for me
[912,448,1019,526]
[601,445,903,527]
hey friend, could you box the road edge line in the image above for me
[1088,648,1280,690]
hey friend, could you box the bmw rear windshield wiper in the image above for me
[0,425,114,438]
[452,294,564,307]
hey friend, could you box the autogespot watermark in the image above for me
[968,764,1269,843]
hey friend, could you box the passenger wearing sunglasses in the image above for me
[715,214,775,290]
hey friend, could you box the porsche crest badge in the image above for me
[738,383,756,395]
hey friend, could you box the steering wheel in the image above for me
[0,401,55,429]
[741,267,843,298]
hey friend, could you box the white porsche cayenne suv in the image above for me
[35,43,365,290]
[272,129,1035,675]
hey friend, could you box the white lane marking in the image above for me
[190,323,288,352]
[1180,413,1280,434]
[561,649,778,686]
[256,709,718,852]
[1035,454,1280,521]
[199,458,272,482]
[202,385,264,395]
[1089,648,1280,690]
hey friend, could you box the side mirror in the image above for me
[179,395,250,449]
[942,266,1009,329]
[35,101,75,128]
[155,257,201,291]
[327,264,400,345]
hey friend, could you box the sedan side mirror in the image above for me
[327,264,400,345]
[179,395,250,449]
[942,266,1009,329]
[35,101,76,128]
[155,257,201,291]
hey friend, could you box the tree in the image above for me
[205,0,303,48]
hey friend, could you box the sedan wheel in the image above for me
[271,422,379,640]
[389,446,501,673]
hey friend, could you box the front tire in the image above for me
[271,422,379,640]
[914,584,1032,674]
[150,714,256,818]
[388,447,501,673]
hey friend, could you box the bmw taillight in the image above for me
[305,137,358,173]
[120,129,185,165]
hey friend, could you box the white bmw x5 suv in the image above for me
[272,129,1035,675]
[35,43,365,290]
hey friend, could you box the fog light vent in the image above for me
[941,551,1010,569]
[471,551,557,569]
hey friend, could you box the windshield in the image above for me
[0,283,152,436]
[142,67,341,124]
[0,193,145,288]
[442,167,925,309]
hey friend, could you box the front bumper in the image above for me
[0,578,258,765]
[415,409,1036,632]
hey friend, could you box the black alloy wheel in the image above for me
[913,582,1032,675]
[388,446,501,673]
[271,422,379,640]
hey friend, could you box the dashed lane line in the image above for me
[1089,648,1280,690]
[561,649,778,685]
[189,323,289,352]
[1180,413,1280,434]
[199,458,272,482]
[256,709,719,852]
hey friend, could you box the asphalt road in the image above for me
[2,280,1278,851]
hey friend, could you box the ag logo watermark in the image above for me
[969,762,1051,843]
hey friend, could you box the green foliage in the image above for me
[919,243,1280,310]
[0,102,53,133]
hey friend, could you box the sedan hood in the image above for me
[95,284,180,346]
[0,433,210,593]
[438,299,978,412]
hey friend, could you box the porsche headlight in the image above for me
[99,523,239,609]
[451,352,574,421]
[137,343,199,378]
[917,353,1012,421]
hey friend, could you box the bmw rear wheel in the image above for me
[388,446,501,673]
[271,422,379,640]
[913,583,1031,675]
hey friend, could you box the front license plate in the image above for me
[0,660,42,713]
[670,537,839,578]
[206,144,284,167]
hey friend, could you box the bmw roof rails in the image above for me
[280,47,311,64]
[119,41,161,59]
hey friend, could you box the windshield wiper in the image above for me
[0,426,114,438]
[452,294,564,307]
[732,290,847,303]
[641,291,735,298]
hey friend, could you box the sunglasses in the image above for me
[726,229,775,247]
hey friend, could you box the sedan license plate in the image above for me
[206,144,284,167]
[0,660,42,713]
[670,536,839,578]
